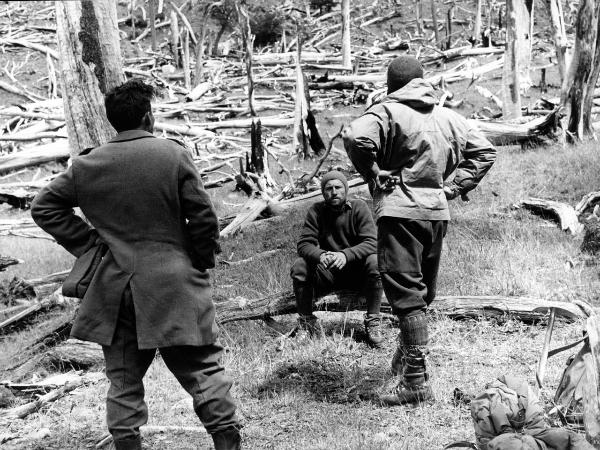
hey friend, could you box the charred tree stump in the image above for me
[55,0,125,156]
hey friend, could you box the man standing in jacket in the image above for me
[290,170,384,347]
[31,80,240,450]
[343,56,496,405]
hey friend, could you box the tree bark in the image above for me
[341,0,351,69]
[545,0,568,83]
[517,198,584,235]
[502,0,533,119]
[472,0,483,44]
[214,290,588,324]
[55,0,125,157]
[564,0,600,140]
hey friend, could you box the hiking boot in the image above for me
[211,426,241,450]
[364,313,384,348]
[295,314,323,338]
[379,380,433,406]
[112,437,142,450]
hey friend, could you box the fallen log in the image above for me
[220,191,274,238]
[45,339,103,370]
[576,191,600,216]
[516,198,584,235]
[421,45,504,64]
[0,373,102,420]
[469,109,560,146]
[0,289,67,333]
[215,290,588,324]
[0,185,39,209]
[0,141,69,175]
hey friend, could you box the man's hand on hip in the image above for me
[375,170,400,192]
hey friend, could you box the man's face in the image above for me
[322,179,347,208]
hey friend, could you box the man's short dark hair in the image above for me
[104,79,156,132]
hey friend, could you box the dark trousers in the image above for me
[102,286,238,443]
[290,254,382,315]
[377,217,447,316]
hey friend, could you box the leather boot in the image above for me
[113,436,142,450]
[380,345,432,405]
[380,312,432,406]
[364,314,384,348]
[293,279,314,317]
[211,426,241,450]
[296,314,323,338]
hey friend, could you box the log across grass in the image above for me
[1,141,600,448]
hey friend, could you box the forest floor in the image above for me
[1,1,598,449]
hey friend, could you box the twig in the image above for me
[298,124,344,189]
[168,1,197,45]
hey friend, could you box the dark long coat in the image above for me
[31,130,220,349]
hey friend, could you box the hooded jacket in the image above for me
[343,78,496,221]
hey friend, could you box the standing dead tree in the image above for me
[545,0,568,83]
[56,0,125,156]
[502,0,534,119]
[341,0,351,69]
[236,1,256,116]
[563,0,600,140]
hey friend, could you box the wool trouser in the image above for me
[290,254,382,315]
[102,286,238,444]
[377,217,447,316]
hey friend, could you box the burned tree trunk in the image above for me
[55,0,125,157]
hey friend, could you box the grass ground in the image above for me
[1,139,599,449]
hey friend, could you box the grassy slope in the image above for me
[1,140,599,449]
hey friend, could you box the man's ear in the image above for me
[143,111,155,132]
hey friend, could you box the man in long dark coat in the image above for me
[31,80,240,450]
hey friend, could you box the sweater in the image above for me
[297,198,377,264]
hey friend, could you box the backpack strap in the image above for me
[548,334,588,358]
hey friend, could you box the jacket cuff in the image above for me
[341,249,355,263]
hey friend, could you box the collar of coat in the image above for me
[110,130,156,143]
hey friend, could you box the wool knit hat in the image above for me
[320,170,348,193]
[387,55,424,94]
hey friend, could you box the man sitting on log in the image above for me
[343,55,496,406]
[290,170,384,347]
[31,80,240,450]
